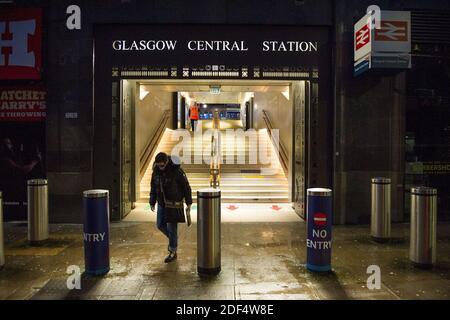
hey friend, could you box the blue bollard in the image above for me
[306,188,333,272]
[83,190,110,276]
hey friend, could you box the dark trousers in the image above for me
[190,119,197,131]
[156,205,178,252]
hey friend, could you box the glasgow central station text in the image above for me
[112,40,319,52]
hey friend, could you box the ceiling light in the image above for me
[139,86,149,100]
[282,89,290,100]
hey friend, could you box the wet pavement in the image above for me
[1,220,450,300]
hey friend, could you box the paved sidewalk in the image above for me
[0,221,449,300]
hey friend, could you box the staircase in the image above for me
[139,127,290,203]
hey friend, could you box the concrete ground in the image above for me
[1,219,450,300]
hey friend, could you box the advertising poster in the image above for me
[0,86,46,221]
[0,8,42,80]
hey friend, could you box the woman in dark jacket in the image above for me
[150,152,192,263]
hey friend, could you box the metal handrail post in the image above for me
[210,111,221,188]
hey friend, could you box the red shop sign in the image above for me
[0,87,46,121]
[0,8,42,80]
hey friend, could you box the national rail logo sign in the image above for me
[355,24,371,50]
[354,12,373,62]
[0,9,42,80]
[375,21,408,42]
[354,10,411,75]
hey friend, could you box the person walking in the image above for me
[149,152,193,263]
[188,103,199,131]
[0,137,43,219]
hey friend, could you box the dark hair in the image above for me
[155,152,168,164]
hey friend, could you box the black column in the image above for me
[172,92,178,129]
[180,96,186,129]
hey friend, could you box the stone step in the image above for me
[140,129,289,204]
[181,164,279,169]
[154,149,275,154]
[140,177,288,184]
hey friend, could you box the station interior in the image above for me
[121,80,310,222]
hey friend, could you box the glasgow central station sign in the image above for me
[112,40,319,52]
[95,25,329,80]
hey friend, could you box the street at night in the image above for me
[1,220,450,300]
[1,0,450,313]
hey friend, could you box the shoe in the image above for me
[164,251,177,263]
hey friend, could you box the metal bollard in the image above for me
[197,188,221,275]
[410,187,437,268]
[1,191,4,268]
[306,188,333,272]
[371,177,391,242]
[27,179,49,244]
[83,190,110,276]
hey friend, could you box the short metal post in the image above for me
[27,179,49,244]
[306,188,333,272]
[83,189,110,276]
[371,177,391,242]
[410,187,437,268]
[197,188,221,275]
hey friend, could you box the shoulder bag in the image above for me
[160,178,186,224]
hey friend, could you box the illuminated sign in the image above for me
[423,162,450,174]
[406,162,450,174]
[111,39,318,53]
[354,10,411,76]
[97,25,328,80]
[209,85,221,94]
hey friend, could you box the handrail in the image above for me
[210,110,221,187]
[262,109,289,176]
[139,110,171,180]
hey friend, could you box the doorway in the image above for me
[93,24,332,222]
[119,79,315,221]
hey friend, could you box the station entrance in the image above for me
[93,24,332,222]
[118,79,316,222]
